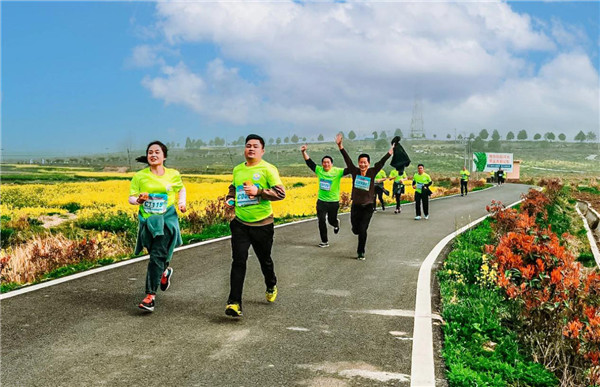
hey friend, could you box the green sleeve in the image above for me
[129,174,140,196]
[267,165,283,187]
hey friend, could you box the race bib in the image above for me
[236,185,260,207]
[143,193,168,214]
[319,179,332,191]
[354,175,371,191]
[416,182,424,190]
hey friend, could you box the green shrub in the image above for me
[292,182,306,188]
[61,202,82,213]
[76,212,137,233]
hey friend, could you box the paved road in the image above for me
[1,184,532,387]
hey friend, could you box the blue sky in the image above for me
[2,1,599,158]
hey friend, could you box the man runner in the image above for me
[301,144,348,248]
[388,168,407,213]
[460,166,470,196]
[412,163,433,220]
[336,133,394,260]
[224,134,286,318]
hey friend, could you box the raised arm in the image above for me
[301,144,317,172]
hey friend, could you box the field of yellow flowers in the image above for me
[1,174,423,223]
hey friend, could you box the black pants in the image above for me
[460,180,468,195]
[373,185,385,210]
[351,203,374,254]
[228,219,277,306]
[145,226,172,295]
[393,182,404,210]
[316,199,340,243]
[498,177,504,185]
[415,191,429,217]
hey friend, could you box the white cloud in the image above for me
[136,1,598,137]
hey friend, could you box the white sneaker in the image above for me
[414,216,421,220]
[425,215,429,220]
[318,242,329,248]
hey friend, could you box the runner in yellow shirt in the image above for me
[224,134,286,318]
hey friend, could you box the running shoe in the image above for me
[225,303,243,317]
[266,286,278,302]
[425,215,429,220]
[357,253,365,261]
[414,216,421,220]
[394,209,399,214]
[160,267,173,291]
[138,294,155,312]
[334,219,340,234]
[318,242,330,248]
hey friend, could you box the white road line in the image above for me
[575,203,600,268]
[0,216,328,300]
[410,196,522,387]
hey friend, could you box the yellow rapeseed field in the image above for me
[1,174,421,222]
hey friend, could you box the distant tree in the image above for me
[209,139,215,146]
[533,133,542,140]
[375,138,388,150]
[517,130,528,140]
[446,134,451,139]
[291,134,299,144]
[394,128,403,138]
[433,134,437,139]
[479,129,489,140]
[284,137,289,144]
[185,137,193,149]
[506,131,514,141]
[544,132,555,141]
[379,130,387,139]
[176,143,180,148]
[317,134,324,141]
[457,134,463,140]
[574,130,586,142]
[558,133,566,141]
[348,130,357,140]
[488,139,501,152]
[472,136,485,150]
[469,133,475,140]
[269,138,274,145]
[302,137,307,142]
[491,130,500,141]
[276,137,282,145]
[587,131,598,142]
[372,131,378,140]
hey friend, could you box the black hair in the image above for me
[418,163,424,168]
[245,134,265,148]
[136,141,168,164]
[358,153,370,163]
[321,155,333,163]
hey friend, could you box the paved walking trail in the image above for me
[1,184,531,386]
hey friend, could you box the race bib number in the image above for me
[143,193,168,214]
[416,183,424,190]
[354,175,371,191]
[236,185,260,207]
[319,179,332,191]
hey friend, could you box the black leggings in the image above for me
[460,180,468,195]
[373,186,385,210]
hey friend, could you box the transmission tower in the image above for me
[409,97,425,139]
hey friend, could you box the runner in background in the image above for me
[497,168,505,185]
[389,168,407,213]
[412,164,433,220]
[373,169,387,211]
[301,144,348,248]
[460,166,470,196]
[224,134,286,318]
[129,141,186,312]
[336,133,394,260]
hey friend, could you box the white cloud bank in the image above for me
[133,0,598,138]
